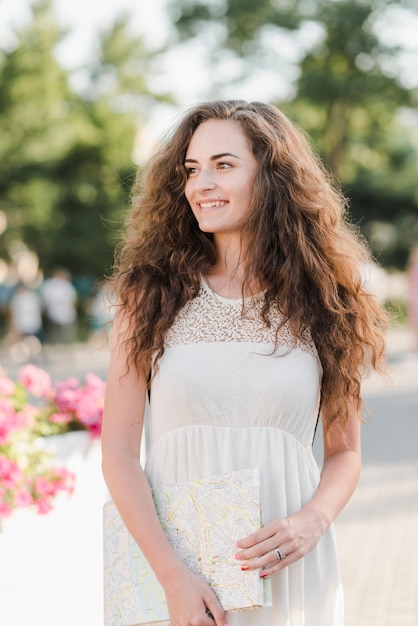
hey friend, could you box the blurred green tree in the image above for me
[169,0,418,268]
[0,0,170,282]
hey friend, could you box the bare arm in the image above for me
[235,401,361,576]
[101,312,229,626]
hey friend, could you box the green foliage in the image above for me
[170,0,300,46]
[0,0,170,281]
[384,298,409,327]
[169,0,418,269]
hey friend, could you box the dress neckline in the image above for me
[200,277,264,305]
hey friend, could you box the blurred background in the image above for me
[0,1,417,625]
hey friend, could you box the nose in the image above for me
[195,167,216,192]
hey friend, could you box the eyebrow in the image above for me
[184,152,242,164]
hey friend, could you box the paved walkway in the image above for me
[0,326,417,625]
[334,325,418,626]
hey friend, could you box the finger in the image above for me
[239,543,292,572]
[207,605,230,626]
[236,534,283,563]
[259,543,308,577]
[272,547,286,562]
[236,525,277,550]
[196,606,220,626]
[204,593,229,626]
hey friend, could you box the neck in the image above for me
[212,233,245,275]
[207,235,259,298]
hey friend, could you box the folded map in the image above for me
[103,467,271,626]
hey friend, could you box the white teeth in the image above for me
[199,201,226,208]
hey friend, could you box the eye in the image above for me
[185,165,199,178]
[217,162,232,170]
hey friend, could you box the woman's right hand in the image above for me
[163,567,230,626]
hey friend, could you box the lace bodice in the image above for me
[164,279,315,355]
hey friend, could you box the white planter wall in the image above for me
[0,431,109,626]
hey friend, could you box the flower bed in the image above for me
[0,364,105,519]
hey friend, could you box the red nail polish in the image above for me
[241,565,249,571]
[260,572,269,579]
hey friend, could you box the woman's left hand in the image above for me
[235,506,328,578]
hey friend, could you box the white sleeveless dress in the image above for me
[145,280,344,625]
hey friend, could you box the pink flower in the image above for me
[0,396,16,420]
[71,374,105,435]
[0,399,30,444]
[0,425,12,445]
[0,501,12,518]
[34,468,75,513]
[53,467,76,495]
[1,368,104,518]
[75,390,103,426]
[0,377,15,396]
[36,496,53,515]
[48,374,105,436]
[52,377,80,412]
[50,412,72,424]
[85,373,106,393]
[0,456,23,489]
[60,377,80,389]
[0,399,19,444]
[18,365,51,398]
[87,421,102,438]
[55,389,78,412]
[34,476,55,497]
[14,487,34,507]
[19,404,38,426]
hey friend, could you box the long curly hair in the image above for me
[110,100,386,427]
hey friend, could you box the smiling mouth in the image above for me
[199,201,228,209]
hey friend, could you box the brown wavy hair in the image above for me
[110,100,386,427]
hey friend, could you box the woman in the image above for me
[102,100,386,626]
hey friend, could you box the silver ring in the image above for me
[275,548,283,561]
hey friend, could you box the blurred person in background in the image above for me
[41,268,78,344]
[1,282,44,363]
[8,282,43,342]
